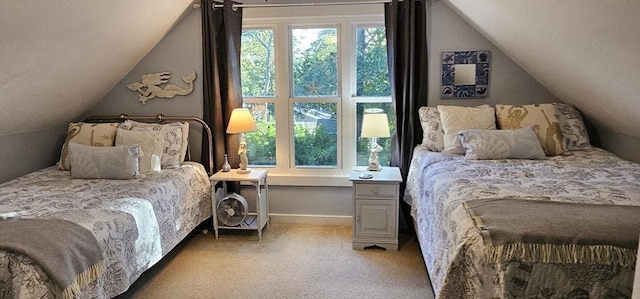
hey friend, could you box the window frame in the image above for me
[351,22,393,168]
[241,13,387,186]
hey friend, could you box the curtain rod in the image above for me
[211,1,394,9]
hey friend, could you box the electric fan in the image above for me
[216,192,249,227]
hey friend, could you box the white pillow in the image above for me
[115,129,164,174]
[438,105,496,154]
[459,127,546,160]
[68,143,141,179]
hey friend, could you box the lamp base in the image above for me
[367,163,382,172]
[237,168,252,174]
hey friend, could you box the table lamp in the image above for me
[360,112,390,171]
[226,108,257,174]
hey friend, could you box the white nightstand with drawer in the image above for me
[349,166,403,251]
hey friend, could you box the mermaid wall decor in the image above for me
[127,71,196,104]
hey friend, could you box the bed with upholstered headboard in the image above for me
[0,114,214,299]
[405,103,640,298]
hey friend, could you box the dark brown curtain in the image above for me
[385,0,428,230]
[201,0,243,173]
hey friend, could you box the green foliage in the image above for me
[245,120,276,165]
[294,123,337,166]
[241,29,275,97]
[356,27,390,97]
[292,28,338,97]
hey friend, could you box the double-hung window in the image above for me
[240,8,393,186]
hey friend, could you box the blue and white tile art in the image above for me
[441,50,490,99]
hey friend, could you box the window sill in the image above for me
[242,170,352,187]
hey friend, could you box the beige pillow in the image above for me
[119,120,187,168]
[58,122,119,170]
[69,143,141,179]
[115,129,164,174]
[438,105,496,154]
[496,104,565,156]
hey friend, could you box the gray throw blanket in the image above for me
[463,198,640,267]
[0,217,106,299]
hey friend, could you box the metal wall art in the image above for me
[127,71,196,104]
[441,51,490,99]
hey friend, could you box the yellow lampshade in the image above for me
[361,113,390,138]
[226,108,257,134]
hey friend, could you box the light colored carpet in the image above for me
[116,223,434,299]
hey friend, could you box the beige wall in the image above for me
[427,1,559,108]
[86,8,204,127]
[83,4,564,218]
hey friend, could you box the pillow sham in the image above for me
[68,143,141,179]
[119,120,186,169]
[418,107,444,151]
[115,129,164,174]
[58,122,119,170]
[459,127,546,160]
[554,102,590,151]
[495,104,565,156]
[438,105,496,154]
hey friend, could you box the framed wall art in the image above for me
[441,50,490,99]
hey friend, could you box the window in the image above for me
[354,25,394,168]
[291,27,338,97]
[241,29,276,166]
[293,102,338,167]
[241,29,276,97]
[356,103,394,167]
[355,26,390,97]
[290,27,339,167]
[241,11,390,183]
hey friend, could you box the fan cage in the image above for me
[217,192,249,227]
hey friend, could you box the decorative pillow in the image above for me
[496,104,565,156]
[554,102,590,151]
[459,127,546,160]
[58,122,119,170]
[438,105,496,154]
[68,143,141,179]
[115,129,164,174]
[418,107,444,151]
[119,120,185,168]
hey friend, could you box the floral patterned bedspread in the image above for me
[0,162,212,299]
[404,147,640,298]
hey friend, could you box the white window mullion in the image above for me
[341,22,357,173]
[274,23,291,171]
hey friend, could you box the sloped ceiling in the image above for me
[444,0,640,138]
[1,0,638,141]
[0,0,193,136]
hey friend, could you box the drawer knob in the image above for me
[372,188,378,195]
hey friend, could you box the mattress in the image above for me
[404,146,640,298]
[0,162,212,298]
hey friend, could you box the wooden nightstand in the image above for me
[349,167,402,251]
[210,169,269,240]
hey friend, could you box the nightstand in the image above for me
[349,167,402,251]
[210,169,269,240]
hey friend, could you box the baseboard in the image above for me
[269,213,352,226]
